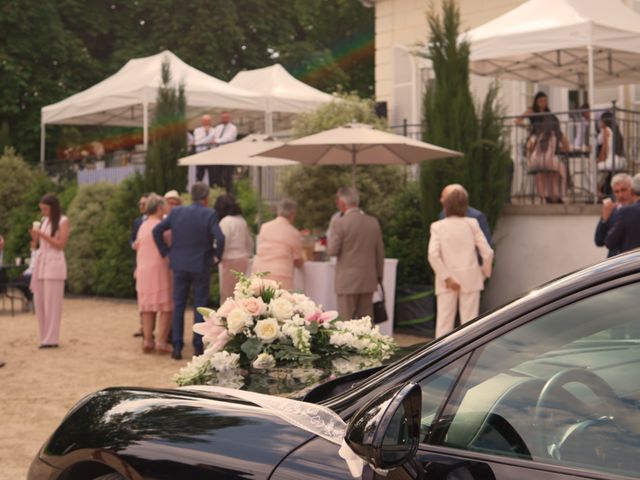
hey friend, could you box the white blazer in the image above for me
[428,216,493,295]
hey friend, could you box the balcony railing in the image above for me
[390,102,640,205]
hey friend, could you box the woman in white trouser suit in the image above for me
[428,187,493,338]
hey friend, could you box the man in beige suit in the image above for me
[327,187,385,321]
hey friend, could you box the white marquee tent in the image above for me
[465,0,640,97]
[229,64,335,135]
[40,50,264,164]
[464,0,640,201]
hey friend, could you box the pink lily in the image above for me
[305,310,338,325]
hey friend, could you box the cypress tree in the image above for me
[419,0,509,280]
[144,59,187,194]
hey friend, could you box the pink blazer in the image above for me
[32,216,68,281]
[428,216,493,295]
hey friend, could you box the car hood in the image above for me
[42,387,314,479]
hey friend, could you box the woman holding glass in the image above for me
[29,194,70,348]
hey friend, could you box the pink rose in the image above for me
[239,297,267,317]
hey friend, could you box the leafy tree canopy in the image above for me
[1,0,374,163]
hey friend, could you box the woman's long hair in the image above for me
[531,91,550,113]
[535,114,562,153]
[601,111,624,156]
[214,194,242,220]
[40,194,62,237]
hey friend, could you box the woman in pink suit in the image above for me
[428,187,493,338]
[134,194,173,353]
[252,198,304,290]
[30,194,70,348]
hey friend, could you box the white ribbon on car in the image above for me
[179,385,365,478]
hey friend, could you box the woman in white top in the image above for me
[597,111,626,172]
[428,186,493,338]
[214,194,253,303]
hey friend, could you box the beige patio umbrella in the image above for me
[256,123,463,186]
[178,134,298,225]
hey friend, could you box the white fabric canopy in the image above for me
[230,64,334,134]
[465,0,640,88]
[230,64,334,114]
[42,50,263,127]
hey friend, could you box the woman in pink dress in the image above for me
[134,194,173,353]
[29,194,70,348]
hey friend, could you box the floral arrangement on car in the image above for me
[174,273,396,390]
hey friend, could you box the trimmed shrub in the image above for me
[66,182,117,294]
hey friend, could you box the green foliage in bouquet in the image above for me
[174,273,396,388]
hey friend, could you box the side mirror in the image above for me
[345,382,421,470]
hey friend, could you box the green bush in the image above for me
[233,176,274,234]
[93,175,147,297]
[66,182,118,294]
[382,181,429,286]
[0,148,77,264]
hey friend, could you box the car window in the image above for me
[417,355,468,441]
[428,282,640,478]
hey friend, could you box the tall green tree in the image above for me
[419,0,509,279]
[144,60,187,194]
[419,0,477,227]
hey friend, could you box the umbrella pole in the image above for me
[587,44,597,204]
[351,147,356,187]
[257,166,263,228]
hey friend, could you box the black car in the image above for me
[29,252,640,480]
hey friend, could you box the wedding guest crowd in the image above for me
[193,112,238,192]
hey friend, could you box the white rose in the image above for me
[226,308,253,334]
[254,318,280,343]
[239,297,267,317]
[252,352,276,369]
[270,298,294,321]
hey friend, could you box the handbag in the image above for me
[372,283,388,324]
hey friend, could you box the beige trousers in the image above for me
[32,278,65,346]
[337,293,373,321]
[435,290,480,338]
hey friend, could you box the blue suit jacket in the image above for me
[594,208,620,257]
[604,202,640,255]
[438,206,492,247]
[153,204,225,273]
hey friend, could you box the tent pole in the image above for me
[257,166,263,228]
[351,147,356,187]
[587,45,597,203]
[40,122,45,170]
[142,98,149,152]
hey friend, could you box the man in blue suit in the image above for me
[594,173,635,257]
[153,182,225,360]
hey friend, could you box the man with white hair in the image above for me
[328,187,385,321]
[605,173,640,255]
[595,173,635,257]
